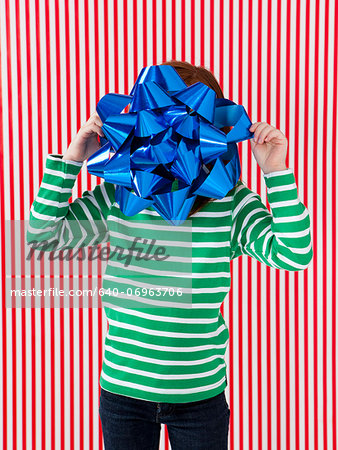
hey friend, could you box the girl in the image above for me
[27,60,313,450]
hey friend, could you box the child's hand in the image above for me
[63,112,105,162]
[249,122,288,174]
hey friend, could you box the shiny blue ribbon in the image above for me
[87,64,254,226]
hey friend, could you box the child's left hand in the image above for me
[249,122,288,174]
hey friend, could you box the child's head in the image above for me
[160,60,243,215]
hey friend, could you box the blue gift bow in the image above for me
[87,64,254,226]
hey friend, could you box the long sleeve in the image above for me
[26,154,115,252]
[230,168,313,271]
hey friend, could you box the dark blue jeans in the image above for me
[99,387,230,450]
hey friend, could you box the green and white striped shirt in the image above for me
[27,154,313,403]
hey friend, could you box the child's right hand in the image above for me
[62,111,105,162]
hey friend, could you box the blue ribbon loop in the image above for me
[87,64,254,225]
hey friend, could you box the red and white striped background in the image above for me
[0,0,337,449]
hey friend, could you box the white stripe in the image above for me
[48,154,83,167]
[107,213,230,233]
[73,198,101,236]
[107,259,229,278]
[104,305,219,324]
[106,318,226,338]
[263,168,294,178]
[100,183,114,210]
[232,192,259,218]
[261,229,274,258]
[105,333,228,352]
[103,274,230,294]
[30,205,62,221]
[105,344,225,368]
[136,205,233,219]
[267,183,297,193]
[274,239,313,254]
[106,250,228,264]
[27,223,56,234]
[272,209,309,223]
[232,206,266,246]
[40,181,72,194]
[245,244,280,269]
[103,355,226,379]
[269,198,301,208]
[100,371,225,394]
[274,228,311,239]
[108,229,229,248]
[103,297,223,310]
[44,167,78,179]
[275,252,312,270]
[190,210,231,218]
[35,195,69,208]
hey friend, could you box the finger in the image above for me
[94,118,104,129]
[94,112,104,127]
[264,129,282,142]
[88,112,103,127]
[256,125,275,144]
[85,113,97,127]
[252,122,268,136]
[89,123,105,137]
[84,119,104,135]
[254,122,274,144]
[249,122,261,132]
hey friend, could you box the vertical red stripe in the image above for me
[93,0,102,446]
[322,1,330,448]
[294,1,302,448]
[5,3,17,450]
[34,0,47,443]
[285,1,292,447]
[312,1,320,448]
[143,0,148,65]
[266,3,272,449]
[238,1,244,448]
[172,0,176,60]
[246,0,254,448]
[68,0,77,448]
[191,0,195,65]
[0,10,7,450]
[275,1,282,448]
[83,1,92,448]
[247,0,256,442]
[44,0,55,447]
[162,0,167,61]
[303,0,311,445]
[256,1,263,448]
[123,0,129,92]
[219,0,224,92]
[200,0,204,66]
[181,0,185,61]
[133,0,138,78]
[13,0,28,448]
[228,1,235,449]
[54,1,65,448]
[114,0,119,92]
[209,0,214,72]
[331,3,338,449]
[247,23,254,450]
[153,0,157,63]
[104,0,109,95]
[92,1,101,446]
